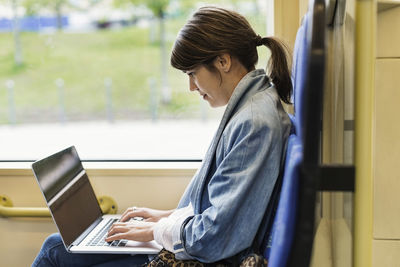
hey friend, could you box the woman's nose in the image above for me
[189,77,197,91]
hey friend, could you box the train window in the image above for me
[0,0,272,161]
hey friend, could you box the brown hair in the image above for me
[170,6,293,104]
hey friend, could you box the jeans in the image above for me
[32,233,149,267]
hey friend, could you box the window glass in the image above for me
[0,0,271,160]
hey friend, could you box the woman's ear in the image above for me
[215,53,232,73]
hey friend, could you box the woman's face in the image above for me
[186,65,230,108]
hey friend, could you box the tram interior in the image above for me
[1,0,400,266]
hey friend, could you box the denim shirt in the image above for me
[171,69,291,263]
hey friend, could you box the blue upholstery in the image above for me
[264,134,303,267]
[262,2,312,266]
[292,12,310,142]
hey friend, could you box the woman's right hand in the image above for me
[119,207,174,223]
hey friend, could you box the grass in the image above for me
[0,15,268,124]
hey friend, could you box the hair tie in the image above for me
[255,35,264,46]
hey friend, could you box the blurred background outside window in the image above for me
[0,0,272,160]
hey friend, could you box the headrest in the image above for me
[292,12,310,142]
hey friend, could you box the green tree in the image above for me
[9,0,23,66]
[115,0,171,103]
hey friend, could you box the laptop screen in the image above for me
[32,146,102,247]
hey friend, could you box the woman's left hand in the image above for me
[105,220,156,243]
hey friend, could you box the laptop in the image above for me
[32,146,162,254]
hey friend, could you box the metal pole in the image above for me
[104,77,114,123]
[159,15,171,103]
[11,0,23,66]
[149,77,158,122]
[55,78,66,124]
[5,80,16,125]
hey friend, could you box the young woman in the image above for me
[32,6,292,266]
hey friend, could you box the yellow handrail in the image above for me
[0,195,118,217]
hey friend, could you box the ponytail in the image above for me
[256,36,293,104]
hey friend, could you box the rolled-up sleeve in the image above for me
[153,204,194,252]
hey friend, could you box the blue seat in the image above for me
[263,9,310,267]
[262,0,326,266]
[292,13,309,142]
[264,133,303,267]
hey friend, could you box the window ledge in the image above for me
[0,161,201,177]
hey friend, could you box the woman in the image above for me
[32,6,292,266]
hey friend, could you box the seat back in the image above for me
[264,133,303,267]
[263,0,326,266]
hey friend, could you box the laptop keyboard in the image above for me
[87,218,127,247]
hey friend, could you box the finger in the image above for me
[111,221,145,231]
[120,206,142,222]
[110,222,127,227]
[107,222,126,233]
[106,228,153,243]
[120,210,146,222]
[105,232,127,242]
[144,217,158,222]
[107,225,129,237]
[119,211,135,222]
[120,207,137,221]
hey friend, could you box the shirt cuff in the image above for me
[153,204,194,253]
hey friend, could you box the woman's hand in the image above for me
[119,207,174,223]
[105,207,174,243]
[106,220,155,243]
